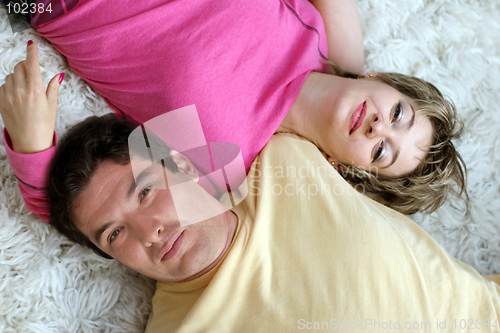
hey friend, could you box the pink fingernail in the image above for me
[27,40,33,46]
[58,73,65,84]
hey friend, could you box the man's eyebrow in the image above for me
[94,221,113,245]
[126,168,153,200]
[95,167,158,245]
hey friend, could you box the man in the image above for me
[48,115,499,332]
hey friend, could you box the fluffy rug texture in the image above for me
[0,0,499,331]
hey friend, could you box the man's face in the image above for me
[72,159,237,282]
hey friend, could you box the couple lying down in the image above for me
[46,114,500,332]
[0,0,486,331]
[2,57,496,333]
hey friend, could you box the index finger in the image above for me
[26,40,44,88]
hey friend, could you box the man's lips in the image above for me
[158,231,184,261]
[349,101,367,135]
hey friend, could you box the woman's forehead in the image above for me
[378,114,433,177]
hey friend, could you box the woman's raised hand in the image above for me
[0,41,64,154]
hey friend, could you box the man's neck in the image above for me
[178,211,238,282]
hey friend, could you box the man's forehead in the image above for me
[73,161,132,226]
[73,161,143,247]
[83,162,128,197]
[75,159,174,219]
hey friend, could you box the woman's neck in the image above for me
[276,72,346,149]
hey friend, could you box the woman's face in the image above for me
[317,77,434,178]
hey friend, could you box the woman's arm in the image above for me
[0,41,61,153]
[0,41,63,222]
[310,0,365,75]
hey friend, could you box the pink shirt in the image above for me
[5,0,328,222]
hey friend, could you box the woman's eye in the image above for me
[109,228,121,244]
[392,102,403,123]
[140,186,151,201]
[372,142,385,163]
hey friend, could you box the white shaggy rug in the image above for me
[0,0,499,331]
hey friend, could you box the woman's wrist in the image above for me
[5,128,55,154]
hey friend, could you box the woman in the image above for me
[0,0,465,220]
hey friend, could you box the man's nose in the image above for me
[132,216,164,246]
[366,114,389,139]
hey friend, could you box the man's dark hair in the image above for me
[49,113,176,259]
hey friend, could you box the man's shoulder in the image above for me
[267,132,320,151]
[259,132,328,166]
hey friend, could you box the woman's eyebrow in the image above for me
[407,104,416,130]
[381,104,415,170]
[381,149,400,170]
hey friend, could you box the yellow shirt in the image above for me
[146,134,500,333]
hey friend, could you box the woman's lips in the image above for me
[349,101,367,135]
[159,231,184,261]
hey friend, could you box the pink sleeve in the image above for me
[3,129,57,222]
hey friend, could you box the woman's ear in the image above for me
[327,156,338,166]
[327,156,345,173]
[364,71,377,78]
[169,150,199,182]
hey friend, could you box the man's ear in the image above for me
[169,150,199,182]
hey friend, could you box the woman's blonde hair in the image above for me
[328,63,467,215]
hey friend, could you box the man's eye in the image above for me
[372,141,385,163]
[392,102,403,123]
[140,186,151,201]
[109,228,121,244]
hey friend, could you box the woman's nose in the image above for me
[366,114,388,138]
